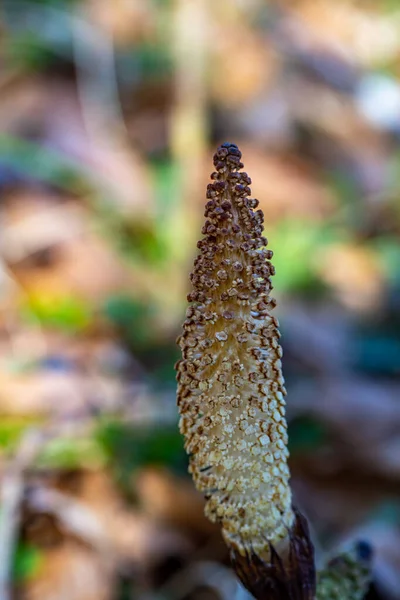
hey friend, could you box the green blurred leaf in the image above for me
[22,295,92,333]
[270,220,333,295]
[139,343,181,385]
[382,0,400,14]
[97,420,187,492]
[326,170,360,208]
[4,34,58,69]
[103,295,154,348]
[13,543,43,583]
[0,135,85,191]
[149,158,191,263]
[351,335,400,376]
[38,436,106,470]
[0,418,38,453]
[114,220,168,265]
[288,416,328,454]
[373,237,400,285]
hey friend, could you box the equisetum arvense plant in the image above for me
[176,143,315,599]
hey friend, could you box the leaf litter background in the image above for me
[0,0,400,598]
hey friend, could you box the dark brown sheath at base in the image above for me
[231,507,316,599]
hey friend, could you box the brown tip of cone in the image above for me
[230,507,316,600]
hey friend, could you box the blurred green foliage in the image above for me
[38,436,107,470]
[288,416,329,454]
[352,335,400,376]
[4,34,60,70]
[97,420,187,494]
[103,295,180,384]
[111,219,168,266]
[0,418,39,454]
[270,220,333,295]
[0,135,86,192]
[373,238,400,285]
[103,295,155,349]
[13,543,43,583]
[122,40,173,82]
[22,295,92,333]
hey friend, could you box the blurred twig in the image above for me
[27,487,113,561]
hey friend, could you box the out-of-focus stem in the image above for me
[170,0,209,261]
